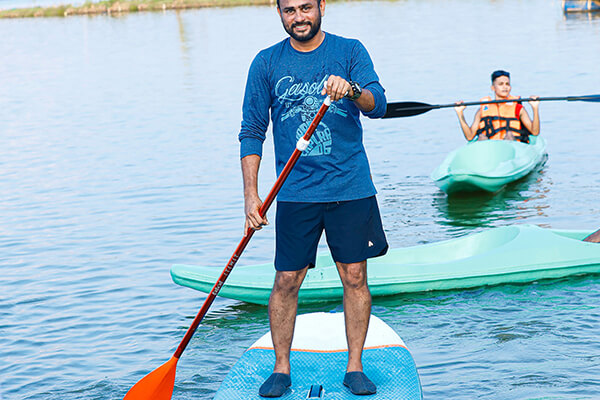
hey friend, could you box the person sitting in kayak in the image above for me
[454,70,540,142]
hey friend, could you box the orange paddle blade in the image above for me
[123,356,178,400]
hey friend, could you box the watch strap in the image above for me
[345,81,362,101]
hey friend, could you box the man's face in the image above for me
[278,0,324,42]
[492,76,511,97]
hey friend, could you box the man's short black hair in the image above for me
[491,70,510,83]
[277,0,322,9]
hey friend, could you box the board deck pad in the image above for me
[214,312,423,399]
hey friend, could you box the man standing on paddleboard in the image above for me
[238,0,388,396]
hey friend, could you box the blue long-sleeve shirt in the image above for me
[239,32,386,202]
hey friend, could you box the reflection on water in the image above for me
[175,10,190,61]
[563,9,600,21]
[433,163,550,232]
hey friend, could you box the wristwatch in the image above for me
[345,81,362,101]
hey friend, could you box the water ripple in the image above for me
[1,1,600,399]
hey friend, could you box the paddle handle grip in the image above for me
[173,97,331,359]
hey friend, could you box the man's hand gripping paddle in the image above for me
[122,95,332,400]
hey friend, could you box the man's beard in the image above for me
[283,13,322,42]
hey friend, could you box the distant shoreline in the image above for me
[0,0,278,18]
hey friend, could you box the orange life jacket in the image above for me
[476,96,530,143]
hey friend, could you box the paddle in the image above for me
[382,94,600,118]
[122,96,332,400]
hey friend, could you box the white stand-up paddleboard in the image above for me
[214,312,423,399]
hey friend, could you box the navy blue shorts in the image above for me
[274,196,388,271]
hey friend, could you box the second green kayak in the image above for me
[171,224,600,305]
[430,136,547,194]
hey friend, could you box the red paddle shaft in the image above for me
[173,97,331,359]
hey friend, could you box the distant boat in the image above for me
[563,0,600,12]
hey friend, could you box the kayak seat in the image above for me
[369,226,520,265]
[311,227,521,270]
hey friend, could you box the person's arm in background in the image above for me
[455,102,481,141]
[519,96,540,136]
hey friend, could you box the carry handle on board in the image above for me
[307,384,324,398]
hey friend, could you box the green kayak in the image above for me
[171,224,600,305]
[430,136,547,194]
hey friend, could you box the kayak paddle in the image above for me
[122,95,332,400]
[383,94,600,118]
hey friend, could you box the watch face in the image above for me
[350,81,361,100]
[344,81,362,100]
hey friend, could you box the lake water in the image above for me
[1,0,599,399]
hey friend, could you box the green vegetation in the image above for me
[0,0,279,18]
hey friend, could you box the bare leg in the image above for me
[583,228,600,243]
[336,260,371,372]
[269,267,309,374]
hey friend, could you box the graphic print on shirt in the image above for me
[276,75,348,157]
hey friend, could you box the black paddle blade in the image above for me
[383,101,436,118]
[572,94,600,102]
